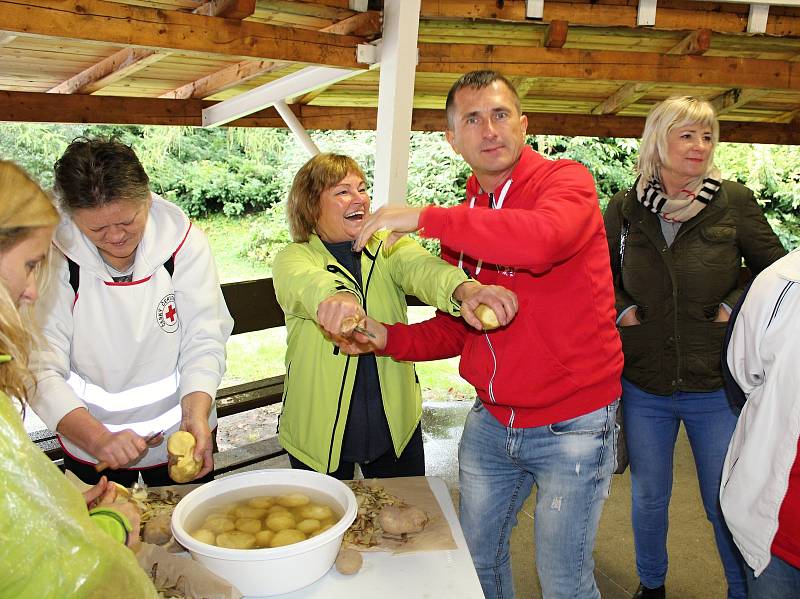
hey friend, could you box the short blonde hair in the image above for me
[286,153,366,242]
[637,96,719,184]
[0,161,58,406]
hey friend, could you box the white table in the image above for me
[249,476,483,599]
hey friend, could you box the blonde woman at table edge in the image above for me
[0,160,157,598]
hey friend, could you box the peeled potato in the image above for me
[335,548,363,575]
[233,506,267,519]
[204,516,235,534]
[296,519,321,534]
[235,518,262,534]
[247,497,274,509]
[267,505,290,515]
[270,529,306,548]
[266,513,296,532]
[216,531,256,549]
[474,304,501,331]
[278,493,310,508]
[191,529,217,545]
[299,504,333,520]
[167,431,203,483]
[255,530,275,548]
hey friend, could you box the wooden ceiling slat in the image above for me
[666,29,712,55]
[592,83,654,115]
[0,0,364,67]
[712,88,772,115]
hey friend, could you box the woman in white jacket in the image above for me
[31,138,233,487]
[722,249,800,598]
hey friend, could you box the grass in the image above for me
[200,214,474,402]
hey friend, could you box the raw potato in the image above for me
[378,505,428,535]
[474,304,500,331]
[216,531,256,549]
[270,529,306,548]
[335,548,363,575]
[277,493,310,508]
[300,504,333,521]
[191,529,216,545]
[296,519,321,534]
[267,505,290,515]
[204,516,235,534]
[255,530,275,548]
[235,517,262,534]
[167,431,203,483]
[142,513,172,545]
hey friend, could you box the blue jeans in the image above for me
[747,555,800,599]
[622,378,746,598]
[458,398,617,599]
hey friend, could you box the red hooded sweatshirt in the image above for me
[383,146,623,427]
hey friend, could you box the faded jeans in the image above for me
[622,377,746,599]
[458,398,617,599]
[747,555,800,599]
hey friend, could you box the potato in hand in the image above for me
[474,304,500,331]
[167,431,203,483]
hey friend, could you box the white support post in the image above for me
[748,4,770,33]
[525,0,544,19]
[637,0,658,26]
[274,100,319,157]
[371,0,421,209]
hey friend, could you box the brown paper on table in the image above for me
[136,542,242,599]
[347,476,457,554]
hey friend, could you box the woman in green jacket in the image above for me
[603,97,786,599]
[273,153,510,479]
[0,160,157,598]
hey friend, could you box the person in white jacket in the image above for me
[722,248,800,598]
[31,138,234,487]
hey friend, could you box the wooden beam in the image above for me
[510,76,535,99]
[193,0,256,20]
[419,1,800,36]
[160,11,380,100]
[666,29,712,56]
[543,19,568,49]
[3,91,799,145]
[416,45,800,92]
[711,88,771,116]
[0,0,364,68]
[591,83,653,115]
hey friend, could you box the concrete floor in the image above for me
[421,401,729,599]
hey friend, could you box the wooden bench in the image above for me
[31,277,425,475]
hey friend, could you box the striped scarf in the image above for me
[636,168,721,222]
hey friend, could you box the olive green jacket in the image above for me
[272,231,469,473]
[604,180,786,394]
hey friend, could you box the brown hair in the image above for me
[445,70,521,129]
[286,153,366,242]
[54,137,150,212]
[0,161,58,406]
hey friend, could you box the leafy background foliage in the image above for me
[2,123,798,267]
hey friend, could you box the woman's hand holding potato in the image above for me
[316,292,366,342]
[177,392,215,480]
[167,431,204,483]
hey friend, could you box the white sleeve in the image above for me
[29,251,87,430]
[173,225,234,401]
[726,286,768,396]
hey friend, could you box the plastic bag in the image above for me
[0,393,158,598]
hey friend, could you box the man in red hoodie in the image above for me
[351,71,623,599]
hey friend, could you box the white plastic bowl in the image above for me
[171,469,358,596]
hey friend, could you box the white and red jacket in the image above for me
[383,147,623,427]
[31,195,234,467]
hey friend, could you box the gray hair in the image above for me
[637,96,719,184]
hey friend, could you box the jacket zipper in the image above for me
[324,241,382,472]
